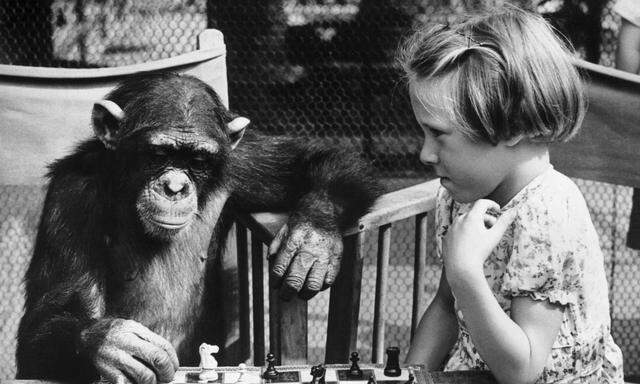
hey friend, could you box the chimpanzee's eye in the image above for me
[151,147,169,158]
[190,154,210,168]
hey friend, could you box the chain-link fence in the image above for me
[1,0,639,380]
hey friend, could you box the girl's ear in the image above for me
[92,100,125,150]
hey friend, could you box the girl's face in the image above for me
[409,80,519,205]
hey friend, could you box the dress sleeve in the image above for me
[499,195,583,306]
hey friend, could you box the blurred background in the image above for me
[1,0,639,380]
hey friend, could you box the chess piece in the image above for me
[310,364,326,384]
[367,374,377,384]
[263,353,279,380]
[383,347,401,377]
[198,343,220,381]
[199,343,220,369]
[237,363,248,383]
[348,351,363,378]
[405,373,414,384]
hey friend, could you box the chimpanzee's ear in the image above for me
[227,116,250,150]
[92,100,125,150]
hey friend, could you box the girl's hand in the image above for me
[443,199,516,277]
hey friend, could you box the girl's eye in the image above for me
[428,128,443,137]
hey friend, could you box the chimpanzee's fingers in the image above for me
[113,348,159,384]
[323,252,342,289]
[271,233,301,288]
[94,346,143,384]
[129,321,179,371]
[268,224,288,258]
[299,260,327,299]
[123,335,177,382]
[95,359,133,384]
[282,251,317,294]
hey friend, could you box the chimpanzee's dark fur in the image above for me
[15,73,382,382]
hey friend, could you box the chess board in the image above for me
[170,364,428,384]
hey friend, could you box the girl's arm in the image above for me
[444,199,564,384]
[405,269,459,370]
[448,269,564,384]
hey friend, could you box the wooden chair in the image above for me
[235,58,640,375]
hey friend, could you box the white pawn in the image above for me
[198,343,220,382]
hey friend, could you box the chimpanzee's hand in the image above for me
[268,222,343,300]
[79,318,179,384]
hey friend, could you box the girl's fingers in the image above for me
[483,213,498,228]
[490,207,517,234]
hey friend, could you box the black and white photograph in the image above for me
[0,0,639,383]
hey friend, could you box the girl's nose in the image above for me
[419,139,438,165]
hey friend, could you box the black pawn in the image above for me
[348,352,363,378]
[367,374,377,384]
[383,347,401,377]
[310,364,326,384]
[263,353,279,380]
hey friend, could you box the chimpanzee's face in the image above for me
[92,74,248,240]
[122,128,228,239]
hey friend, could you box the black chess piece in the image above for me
[348,351,363,378]
[383,347,401,377]
[310,364,326,384]
[404,373,414,384]
[367,374,377,384]
[263,352,279,380]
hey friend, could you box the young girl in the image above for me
[400,7,624,383]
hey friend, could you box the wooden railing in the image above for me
[233,179,441,366]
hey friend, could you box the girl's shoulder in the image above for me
[505,168,588,223]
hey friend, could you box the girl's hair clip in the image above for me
[435,22,505,61]
[435,22,492,49]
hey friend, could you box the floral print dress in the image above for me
[435,167,624,383]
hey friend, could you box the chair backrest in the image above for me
[0,29,228,380]
[0,29,228,186]
[551,59,640,188]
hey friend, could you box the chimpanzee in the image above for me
[16,73,382,384]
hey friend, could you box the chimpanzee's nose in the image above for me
[155,170,191,200]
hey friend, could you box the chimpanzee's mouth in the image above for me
[149,217,190,229]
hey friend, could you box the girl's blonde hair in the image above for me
[398,6,586,144]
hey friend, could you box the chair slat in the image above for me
[411,213,428,341]
[372,224,392,363]
[326,232,366,363]
[267,243,308,365]
[251,233,266,366]
[236,223,251,360]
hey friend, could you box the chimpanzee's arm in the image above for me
[16,157,106,382]
[228,131,383,232]
[17,148,179,383]
[228,131,383,299]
